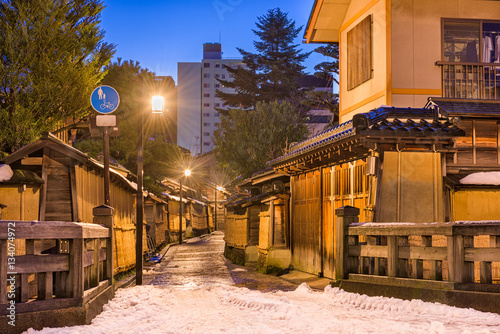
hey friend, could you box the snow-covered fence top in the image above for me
[342,220,500,291]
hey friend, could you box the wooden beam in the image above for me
[39,147,50,221]
[21,157,43,165]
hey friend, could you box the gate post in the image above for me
[335,206,359,281]
[93,205,114,283]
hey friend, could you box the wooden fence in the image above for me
[0,220,112,315]
[335,207,500,292]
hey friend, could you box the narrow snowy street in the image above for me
[27,232,500,334]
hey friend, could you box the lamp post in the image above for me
[179,169,191,244]
[136,95,164,285]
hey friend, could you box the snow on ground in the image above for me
[26,283,500,334]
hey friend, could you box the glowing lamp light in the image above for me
[152,96,164,113]
[184,169,191,177]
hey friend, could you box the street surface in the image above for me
[144,231,299,291]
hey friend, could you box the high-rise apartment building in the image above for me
[177,43,243,155]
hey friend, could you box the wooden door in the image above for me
[291,170,321,274]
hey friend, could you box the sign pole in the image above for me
[90,85,120,207]
[103,126,111,206]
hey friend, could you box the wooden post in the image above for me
[398,236,409,278]
[37,272,53,300]
[335,206,359,280]
[464,236,474,283]
[448,235,465,283]
[0,239,7,304]
[93,205,114,283]
[387,236,398,277]
[422,235,442,280]
[269,200,275,247]
[480,235,499,284]
[70,238,84,298]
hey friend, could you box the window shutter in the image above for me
[347,15,372,90]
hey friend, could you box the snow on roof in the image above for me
[0,164,13,182]
[460,172,500,185]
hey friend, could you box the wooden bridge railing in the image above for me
[335,206,500,292]
[0,220,112,315]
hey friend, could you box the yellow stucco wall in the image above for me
[452,189,500,221]
[340,0,388,122]
[0,185,40,221]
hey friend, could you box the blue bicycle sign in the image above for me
[91,85,120,114]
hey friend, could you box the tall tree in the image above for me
[216,8,310,109]
[0,0,115,156]
[213,100,308,178]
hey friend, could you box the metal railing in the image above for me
[436,61,500,100]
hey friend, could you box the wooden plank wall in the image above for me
[74,165,137,274]
[44,151,72,221]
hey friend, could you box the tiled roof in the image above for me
[269,106,464,167]
[427,98,500,117]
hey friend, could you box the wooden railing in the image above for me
[0,221,112,315]
[335,207,500,292]
[436,61,500,100]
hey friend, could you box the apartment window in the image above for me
[203,103,210,108]
[203,93,210,97]
[214,84,220,88]
[203,132,210,136]
[203,63,210,68]
[204,83,210,88]
[229,74,235,78]
[203,112,210,117]
[203,123,210,127]
[443,19,500,63]
[204,73,210,78]
[215,63,220,68]
[203,142,211,146]
[215,74,220,78]
[214,112,219,117]
[221,74,226,79]
[214,103,220,107]
[440,19,500,100]
[214,122,220,127]
[347,15,372,90]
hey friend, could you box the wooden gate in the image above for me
[291,170,321,274]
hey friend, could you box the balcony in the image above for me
[436,62,500,100]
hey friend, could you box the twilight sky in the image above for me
[99,0,329,83]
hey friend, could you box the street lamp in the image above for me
[179,169,191,245]
[136,95,165,285]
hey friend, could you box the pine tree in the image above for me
[0,0,115,155]
[216,8,310,109]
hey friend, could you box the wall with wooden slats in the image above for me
[74,165,138,273]
[378,151,444,223]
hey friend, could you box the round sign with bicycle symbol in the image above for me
[90,85,120,114]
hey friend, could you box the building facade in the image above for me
[177,43,243,155]
[304,0,500,122]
